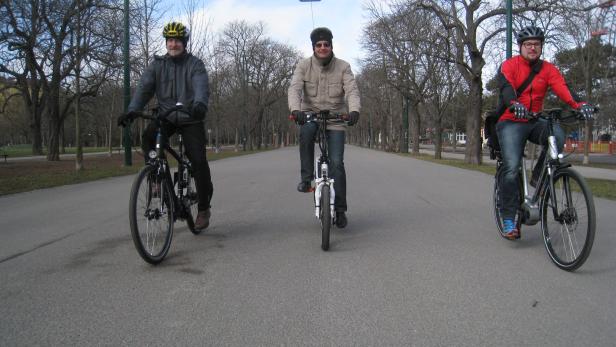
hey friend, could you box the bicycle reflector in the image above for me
[148,150,157,159]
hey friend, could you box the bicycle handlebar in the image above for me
[523,106,599,122]
[134,104,192,122]
[288,110,350,122]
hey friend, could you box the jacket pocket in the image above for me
[305,81,317,97]
[328,82,343,98]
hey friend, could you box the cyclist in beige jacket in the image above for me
[288,27,361,228]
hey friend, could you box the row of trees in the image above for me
[351,0,615,164]
[1,0,615,166]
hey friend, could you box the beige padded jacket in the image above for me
[288,55,361,131]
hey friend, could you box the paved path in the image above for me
[1,146,615,346]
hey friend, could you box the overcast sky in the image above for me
[162,0,369,71]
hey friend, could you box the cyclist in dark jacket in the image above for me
[494,25,595,239]
[119,22,213,230]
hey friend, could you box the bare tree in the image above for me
[0,0,123,160]
[0,0,48,155]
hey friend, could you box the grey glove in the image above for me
[579,103,595,120]
[510,102,528,119]
[348,111,359,126]
[192,102,207,120]
[292,110,307,125]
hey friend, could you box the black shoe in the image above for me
[335,212,347,228]
[195,209,211,230]
[297,181,313,193]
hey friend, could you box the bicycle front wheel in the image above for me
[320,184,331,251]
[129,165,174,264]
[540,168,595,271]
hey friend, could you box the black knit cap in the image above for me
[310,27,333,48]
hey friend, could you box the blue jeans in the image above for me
[496,119,564,219]
[299,122,347,212]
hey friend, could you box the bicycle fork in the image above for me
[314,162,335,219]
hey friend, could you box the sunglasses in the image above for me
[522,42,542,49]
[315,42,331,48]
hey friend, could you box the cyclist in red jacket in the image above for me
[494,25,595,239]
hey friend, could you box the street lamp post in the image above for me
[122,0,132,166]
[506,0,512,58]
[299,0,321,28]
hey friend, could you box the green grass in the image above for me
[3,166,142,196]
[0,145,121,157]
[400,152,616,201]
[0,148,270,196]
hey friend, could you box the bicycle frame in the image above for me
[143,106,194,219]
[515,109,579,225]
[311,112,336,220]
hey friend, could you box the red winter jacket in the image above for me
[496,55,583,122]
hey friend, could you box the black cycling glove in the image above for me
[117,111,139,127]
[348,111,359,126]
[579,103,595,120]
[292,110,307,125]
[192,102,208,120]
[510,102,528,119]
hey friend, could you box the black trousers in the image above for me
[142,121,213,211]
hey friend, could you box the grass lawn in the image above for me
[399,152,616,201]
[0,145,118,158]
[0,148,266,196]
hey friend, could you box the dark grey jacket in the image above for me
[128,52,209,121]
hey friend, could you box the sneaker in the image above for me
[195,209,211,230]
[297,181,313,193]
[335,211,347,228]
[502,218,519,240]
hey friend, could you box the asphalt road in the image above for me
[1,146,615,346]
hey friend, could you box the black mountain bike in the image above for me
[291,110,348,251]
[127,104,200,264]
[491,108,597,271]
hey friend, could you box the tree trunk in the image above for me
[46,94,62,161]
[464,77,483,164]
[30,110,44,155]
[409,100,421,154]
[434,117,443,160]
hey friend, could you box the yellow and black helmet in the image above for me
[163,21,189,43]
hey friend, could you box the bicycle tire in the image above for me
[129,165,174,264]
[320,184,331,251]
[184,169,201,235]
[493,164,522,240]
[540,168,595,271]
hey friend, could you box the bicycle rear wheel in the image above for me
[541,168,595,271]
[184,169,201,235]
[129,165,174,264]
[493,164,522,240]
[320,184,331,251]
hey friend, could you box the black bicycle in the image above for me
[291,110,348,251]
[127,104,200,264]
[491,108,597,271]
